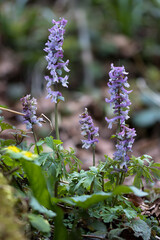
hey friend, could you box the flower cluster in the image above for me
[20,94,43,129]
[105,64,136,170]
[105,63,132,129]
[44,18,70,103]
[114,125,136,169]
[79,108,99,149]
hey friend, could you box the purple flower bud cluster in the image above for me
[79,108,99,149]
[114,126,136,169]
[21,94,43,129]
[105,63,132,129]
[44,18,70,103]
[105,64,136,169]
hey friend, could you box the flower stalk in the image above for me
[55,102,60,140]
[31,126,40,155]
[79,108,99,166]
[20,95,43,154]
[92,144,96,167]
[44,18,69,138]
[105,64,136,178]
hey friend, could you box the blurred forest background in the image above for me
[0,0,160,169]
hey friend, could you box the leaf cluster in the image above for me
[0,116,160,239]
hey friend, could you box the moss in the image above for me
[0,173,26,240]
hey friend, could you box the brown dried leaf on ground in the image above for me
[141,198,160,223]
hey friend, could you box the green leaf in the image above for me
[57,96,65,102]
[152,163,160,168]
[111,135,116,139]
[128,219,151,240]
[133,173,143,188]
[45,136,55,149]
[44,136,54,149]
[21,159,52,209]
[53,139,63,145]
[113,185,148,197]
[44,136,63,150]
[89,220,107,233]
[129,186,148,197]
[57,192,112,209]
[37,152,51,165]
[102,212,118,223]
[46,163,57,197]
[123,208,137,219]
[30,196,56,218]
[0,139,16,147]
[34,139,44,154]
[36,140,44,146]
[83,176,94,190]
[28,213,50,233]
[52,205,68,240]
[2,155,14,167]
[141,154,152,160]
[34,144,43,154]
[0,122,14,131]
[150,167,160,180]
[108,228,126,240]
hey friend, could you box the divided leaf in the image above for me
[127,219,151,240]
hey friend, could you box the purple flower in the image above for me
[114,126,136,169]
[21,94,43,129]
[79,108,99,149]
[105,64,136,171]
[105,63,132,127]
[44,18,69,103]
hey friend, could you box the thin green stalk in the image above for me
[54,102,60,198]
[101,172,104,192]
[90,179,94,194]
[119,170,126,185]
[92,145,95,166]
[54,180,59,198]
[55,102,60,140]
[32,126,39,155]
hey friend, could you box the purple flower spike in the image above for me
[114,126,136,164]
[105,64,136,171]
[79,108,99,149]
[21,94,43,129]
[44,18,69,103]
[105,63,131,127]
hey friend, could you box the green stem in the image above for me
[54,180,59,198]
[92,145,95,166]
[90,179,94,194]
[119,171,126,185]
[101,172,104,192]
[32,126,39,155]
[55,102,60,140]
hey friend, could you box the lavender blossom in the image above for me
[21,94,43,129]
[44,18,69,103]
[105,63,132,128]
[105,64,136,171]
[79,108,99,149]
[114,126,136,169]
